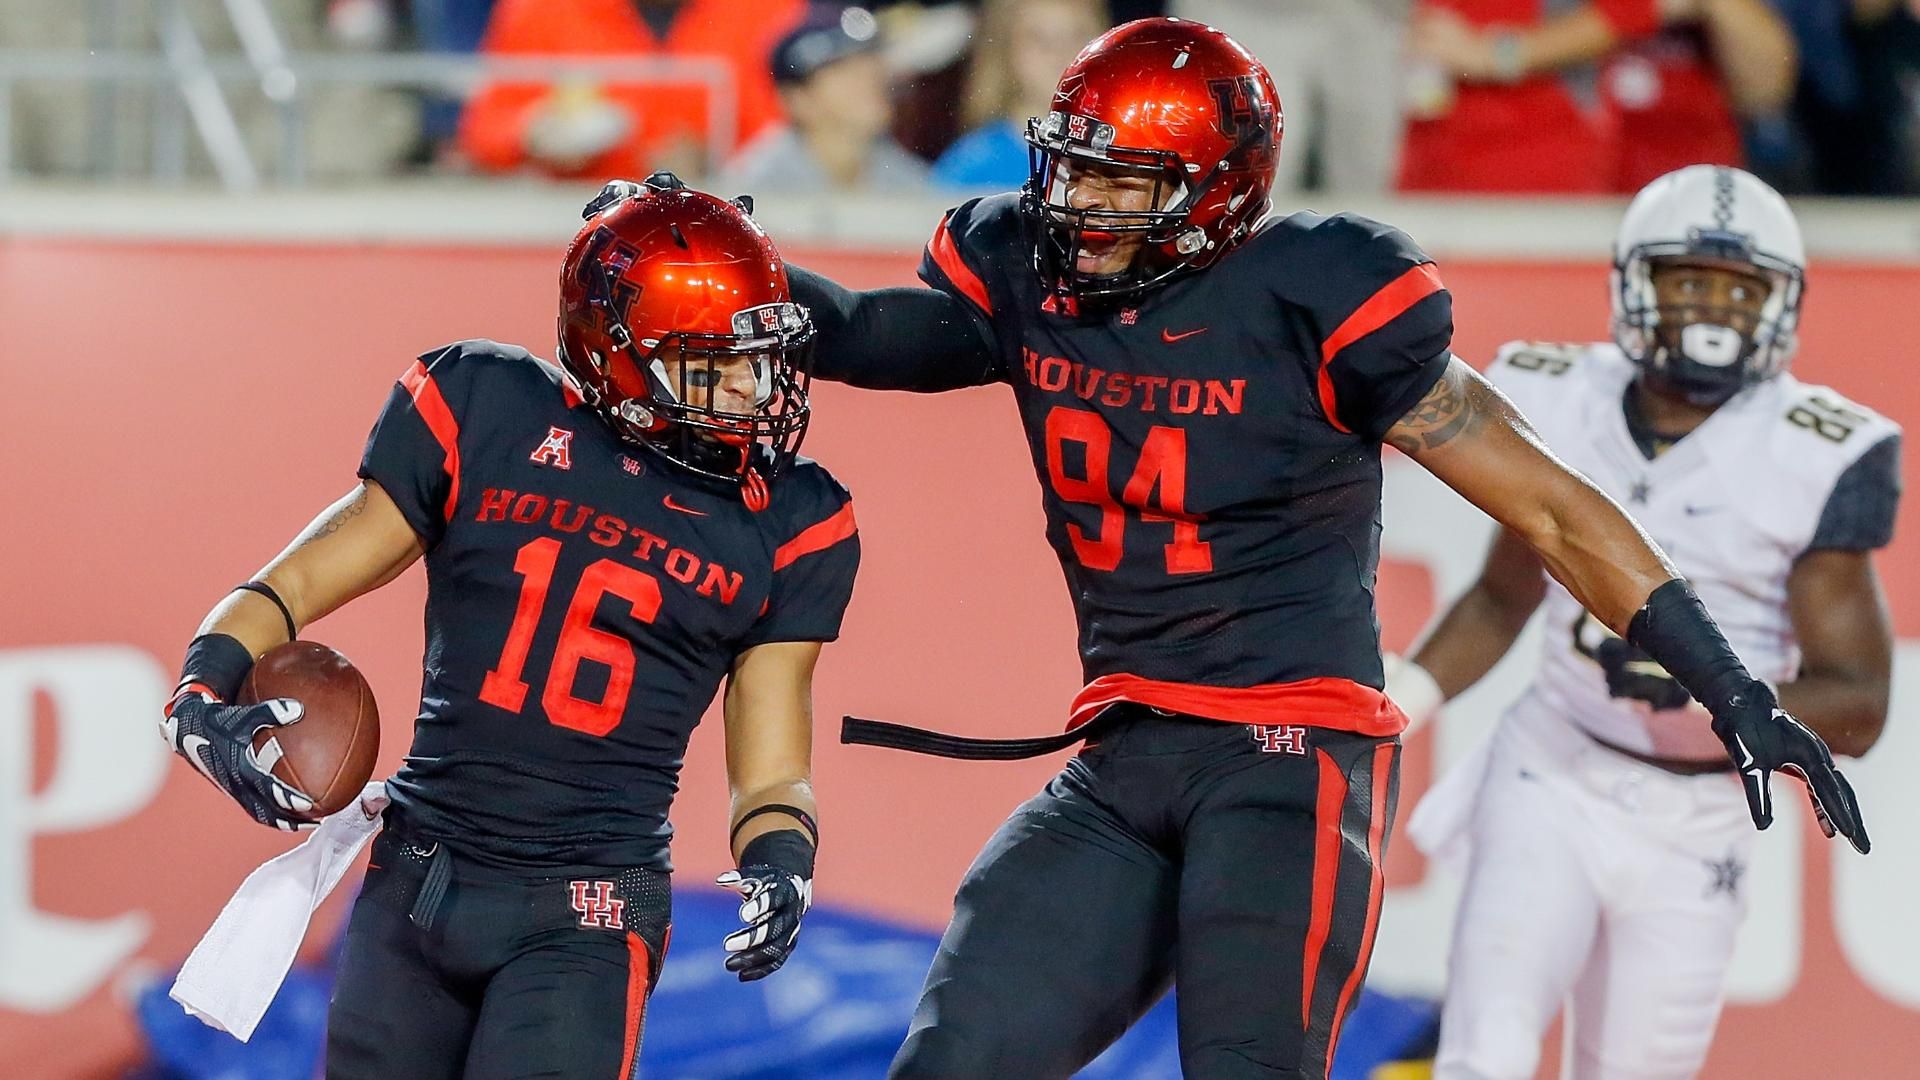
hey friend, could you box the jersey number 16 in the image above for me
[479,537,660,736]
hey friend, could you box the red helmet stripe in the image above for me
[928,215,993,315]
[399,358,463,522]
[772,501,857,571]
[1316,262,1446,434]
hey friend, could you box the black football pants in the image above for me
[324,829,672,1080]
[890,705,1400,1080]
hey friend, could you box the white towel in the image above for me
[1406,734,1494,875]
[169,781,389,1041]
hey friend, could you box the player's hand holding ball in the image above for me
[1595,638,1693,710]
[162,689,317,831]
[716,828,815,982]
[1710,682,1869,854]
[161,636,380,832]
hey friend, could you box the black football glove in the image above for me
[160,689,318,832]
[1595,638,1693,710]
[717,825,815,983]
[584,174,754,221]
[583,178,646,219]
[1711,683,1868,854]
[716,863,812,981]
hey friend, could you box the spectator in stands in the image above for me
[1398,0,1797,193]
[406,0,496,159]
[718,6,931,193]
[1773,0,1919,194]
[1183,0,1416,194]
[458,0,800,179]
[408,0,495,54]
[930,0,1106,190]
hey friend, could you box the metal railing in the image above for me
[0,43,740,188]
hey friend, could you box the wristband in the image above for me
[729,802,819,847]
[1384,655,1446,735]
[176,633,256,703]
[1626,579,1765,714]
[739,828,815,880]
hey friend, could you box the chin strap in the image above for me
[741,468,769,512]
[735,446,770,512]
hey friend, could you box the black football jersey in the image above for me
[357,340,859,871]
[917,195,1452,734]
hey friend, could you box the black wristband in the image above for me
[233,581,297,644]
[739,828,815,880]
[729,803,819,847]
[1626,579,1770,714]
[178,633,256,703]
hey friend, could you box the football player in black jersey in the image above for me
[713,17,1864,1080]
[158,175,860,1079]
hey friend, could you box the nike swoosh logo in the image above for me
[181,734,220,784]
[663,494,707,516]
[1730,733,1768,817]
[1161,327,1208,343]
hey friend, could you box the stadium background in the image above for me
[4,0,1920,1076]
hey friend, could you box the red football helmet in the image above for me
[558,175,813,499]
[1022,18,1282,302]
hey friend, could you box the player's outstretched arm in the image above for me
[1397,526,1548,729]
[716,640,823,981]
[161,480,424,830]
[786,265,1003,392]
[1388,360,1671,629]
[581,179,1001,393]
[1390,358,1870,852]
[1781,550,1894,758]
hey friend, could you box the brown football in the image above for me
[239,640,380,819]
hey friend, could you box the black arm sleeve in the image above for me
[1807,433,1902,552]
[1628,578,1761,715]
[788,265,1003,393]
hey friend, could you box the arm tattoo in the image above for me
[312,486,370,539]
[1386,363,1486,455]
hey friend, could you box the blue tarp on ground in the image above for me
[135,888,1434,1079]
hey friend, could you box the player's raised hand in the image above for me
[582,179,645,219]
[716,864,812,981]
[582,173,694,220]
[1595,638,1693,710]
[160,689,318,832]
[1710,685,1868,854]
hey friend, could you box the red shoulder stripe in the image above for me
[1316,262,1446,435]
[773,501,857,571]
[529,357,586,408]
[399,358,462,522]
[928,214,993,315]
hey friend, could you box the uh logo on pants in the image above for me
[1250,725,1308,755]
[569,880,626,931]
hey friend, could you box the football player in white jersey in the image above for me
[1394,164,1900,1079]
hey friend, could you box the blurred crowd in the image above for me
[6,0,1920,194]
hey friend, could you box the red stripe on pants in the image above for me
[615,931,652,1080]
[1300,748,1349,1027]
[1325,742,1397,1058]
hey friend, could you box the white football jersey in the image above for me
[1487,341,1900,761]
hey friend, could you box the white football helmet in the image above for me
[1611,165,1805,404]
